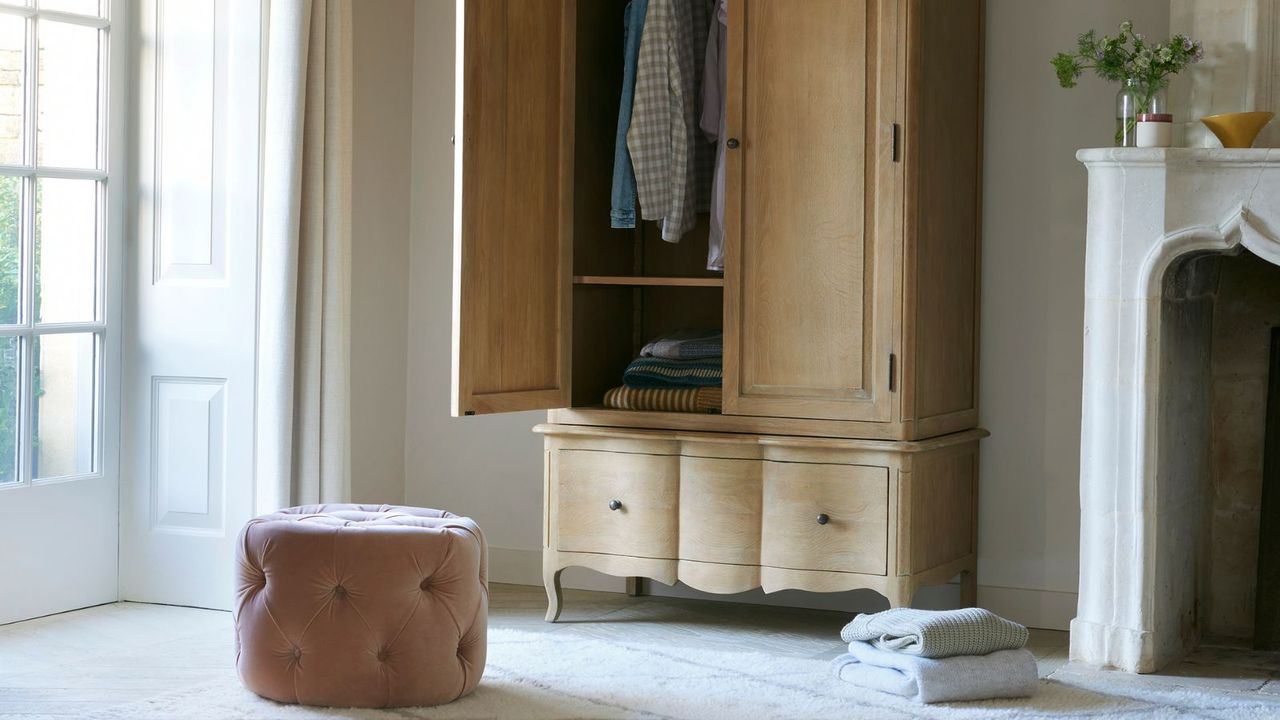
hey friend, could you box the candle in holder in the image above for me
[1136,113,1173,148]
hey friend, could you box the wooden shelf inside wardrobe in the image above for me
[572,275,724,288]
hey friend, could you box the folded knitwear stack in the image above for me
[604,330,722,413]
[603,385,721,413]
[830,608,1038,704]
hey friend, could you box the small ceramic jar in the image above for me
[1136,113,1173,148]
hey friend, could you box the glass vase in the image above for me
[1116,78,1167,147]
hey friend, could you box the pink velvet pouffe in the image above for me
[234,505,488,708]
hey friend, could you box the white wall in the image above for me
[399,0,1173,628]
[979,0,1169,628]
[349,0,415,505]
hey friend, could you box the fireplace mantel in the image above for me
[1073,148,1280,673]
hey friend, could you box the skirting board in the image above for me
[488,546,1077,631]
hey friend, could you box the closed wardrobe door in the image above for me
[722,0,898,422]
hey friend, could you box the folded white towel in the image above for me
[830,641,1038,704]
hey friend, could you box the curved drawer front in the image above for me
[760,461,888,575]
[554,450,679,559]
[678,456,763,565]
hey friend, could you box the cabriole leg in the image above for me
[543,553,564,622]
[626,577,645,597]
[960,568,977,607]
[884,585,913,609]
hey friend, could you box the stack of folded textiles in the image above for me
[830,608,1038,704]
[603,330,723,413]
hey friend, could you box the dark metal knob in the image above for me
[609,499,622,511]
[816,513,830,525]
[726,138,740,149]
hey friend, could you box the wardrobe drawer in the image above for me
[553,450,679,559]
[678,456,763,565]
[760,462,888,575]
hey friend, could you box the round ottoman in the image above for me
[233,505,487,708]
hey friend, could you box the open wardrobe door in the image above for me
[452,0,575,416]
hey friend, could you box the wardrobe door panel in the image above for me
[452,0,574,416]
[723,0,896,422]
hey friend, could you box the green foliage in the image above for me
[1051,20,1203,92]
[0,179,16,326]
[0,178,16,483]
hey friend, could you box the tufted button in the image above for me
[420,577,432,591]
[376,648,390,662]
[292,647,302,660]
[333,584,347,597]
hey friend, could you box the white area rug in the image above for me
[95,628,1280,720]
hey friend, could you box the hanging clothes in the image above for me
[627,0,713,244]
[689,0,715,217]
[609,0,649,229]
[700,0,727,270]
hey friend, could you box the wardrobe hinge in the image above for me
[890,123,900,162]
[888,353,897,392]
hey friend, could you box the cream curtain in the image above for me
[257,0,353,511]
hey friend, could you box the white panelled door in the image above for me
[119,0,261,609]
[0,0,124,626]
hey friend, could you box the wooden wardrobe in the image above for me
[451,0,986,620]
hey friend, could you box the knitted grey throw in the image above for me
[840,608,1028,658]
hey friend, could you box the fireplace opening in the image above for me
[1161,247,1280,653]
[1257,327,1280,650]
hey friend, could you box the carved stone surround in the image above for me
[1072,148,1280,672]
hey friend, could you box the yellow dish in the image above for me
[1200,111,1275,148]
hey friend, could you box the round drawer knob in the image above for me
[726,138,740,149]
[816,513,830,525]
[608,499,623,511]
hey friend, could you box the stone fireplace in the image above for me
[1072,148,1280,672]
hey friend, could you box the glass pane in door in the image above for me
[34,177,96,323]
[0,175,19,324]
[0,13,25,165]
[36,20,99,168]
[39,0,100,15]
[32,331,95,478]
[0,335,17,484]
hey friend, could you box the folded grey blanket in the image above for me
[840,608,1028,658]
[640,330,722,360]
